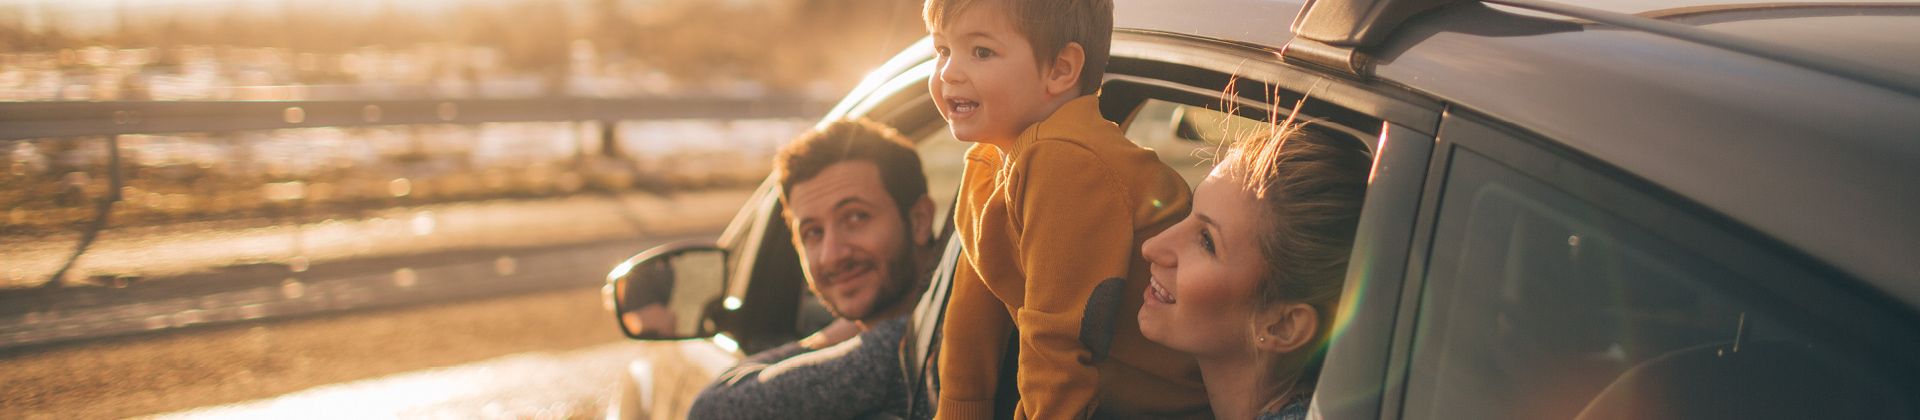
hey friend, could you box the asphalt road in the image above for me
[0,189,756,419]
[2,285,663,420]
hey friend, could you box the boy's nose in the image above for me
[938,59,966,84]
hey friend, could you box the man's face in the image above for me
[786,161,920,322]
[929,0,1056,147]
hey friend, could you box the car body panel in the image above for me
[1373,4,1920,301]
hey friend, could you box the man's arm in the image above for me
[687,317,911,420]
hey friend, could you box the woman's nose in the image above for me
[1141,225,1176,267]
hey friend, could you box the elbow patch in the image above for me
[1079,278,1125,363]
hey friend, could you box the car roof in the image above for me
[1115,0,1920,301]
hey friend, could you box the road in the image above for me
[0,189,757,419]
[3,284,681,420]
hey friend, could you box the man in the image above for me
[687,118,942,420]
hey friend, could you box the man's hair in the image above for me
[776,118,928,220]
[924,0,1113,96]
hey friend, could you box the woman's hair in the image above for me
[1216,122,1372,411]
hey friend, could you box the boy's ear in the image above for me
[1044,42,1086,97]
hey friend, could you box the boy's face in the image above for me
[930,0,1057,147]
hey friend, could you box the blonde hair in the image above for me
[1216,121,1371,412]
[923,0,1113,96]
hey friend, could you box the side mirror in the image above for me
[602,241,729,340]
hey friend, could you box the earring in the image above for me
[1259,337,1266,342]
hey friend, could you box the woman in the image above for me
[1137,122,1371,420]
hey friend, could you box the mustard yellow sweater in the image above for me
[935,96,1211,420]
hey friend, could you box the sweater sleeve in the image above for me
[1009,141,1140,420]
[688,317,910,420]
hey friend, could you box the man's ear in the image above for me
[909,194,936,246]
[1254,302,1319,354]
[1045,42,1086,97]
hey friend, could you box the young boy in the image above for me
[925,0,1210,419]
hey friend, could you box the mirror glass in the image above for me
[615,248,726,339]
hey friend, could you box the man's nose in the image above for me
[819,228,853,266]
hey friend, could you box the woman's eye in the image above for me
[972,47,994,59]
[1199,228,1217,255]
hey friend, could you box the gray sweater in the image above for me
[688,317,914,420]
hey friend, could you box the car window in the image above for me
[916,126,970,238]
[1402,148,1913,420]
[1125,98,1376,189]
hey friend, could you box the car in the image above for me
[601,0,1920,419]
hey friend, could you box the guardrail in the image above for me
[0,96,829,349]
[0,97,831,141]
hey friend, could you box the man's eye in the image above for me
[848,212,869,223]
[1199,228,1216,255]
[802,227,823,241]
[972,47,994,59]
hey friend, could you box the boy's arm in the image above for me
[688,317,910,420]
[934,257,1017,420]
[1010,142,1146,420]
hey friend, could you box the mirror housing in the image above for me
[602,241,729,340]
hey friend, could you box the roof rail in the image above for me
[1284,0,1462,76]
[1484,0,1920,98]
[1283,0,1920,98]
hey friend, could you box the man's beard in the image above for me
[823,229,920,321]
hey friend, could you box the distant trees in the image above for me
[0,0,927,94]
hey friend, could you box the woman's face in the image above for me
[1138,168,1269,360]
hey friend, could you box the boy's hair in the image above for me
[924,0,1113,96]
[776,118,928,220]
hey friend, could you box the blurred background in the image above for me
[0,0,925,418]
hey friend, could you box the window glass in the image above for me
[1404,149,1912,420]
[1124,100,1244,187]
[916,126,970,238]
[1124,99,1373,188]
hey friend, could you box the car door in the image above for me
[1318,109,1920,420]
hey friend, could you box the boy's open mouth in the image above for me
[949,99,978,115]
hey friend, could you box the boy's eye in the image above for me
[1199,228,1217,255]
[972,47,994,59]
[935,46,951,58]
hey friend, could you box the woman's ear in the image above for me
[910,194,936,246]
[1045,42,1086,97]
[1255,302,1319,354]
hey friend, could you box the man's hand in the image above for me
[799,318,863,350]
[623,304,679,337]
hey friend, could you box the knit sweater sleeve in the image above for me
[1007,140,1140,420]
[688,317,911,420]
